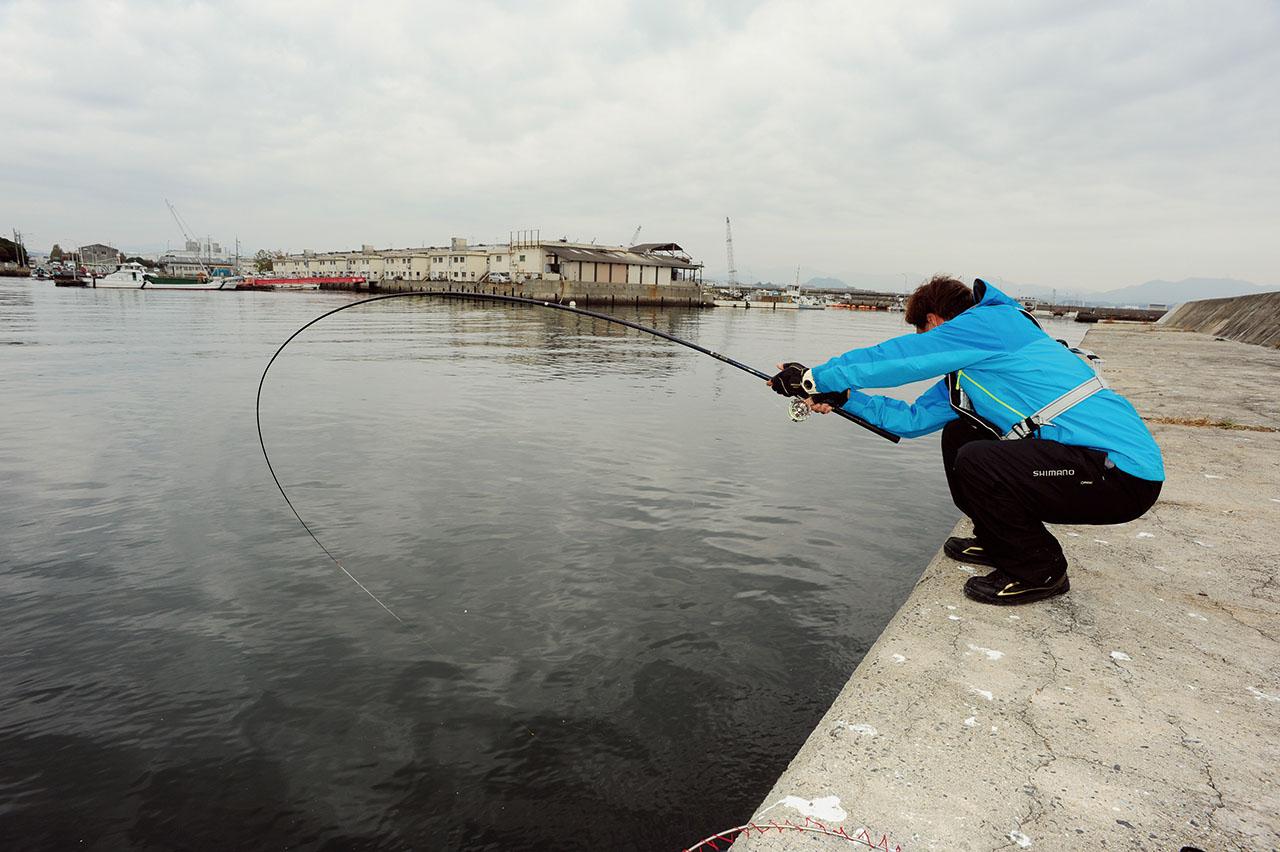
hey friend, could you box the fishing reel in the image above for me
[788,398,811,422]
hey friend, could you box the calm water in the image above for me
[0,280,1083,849]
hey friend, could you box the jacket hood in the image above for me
[972,278,1021,309]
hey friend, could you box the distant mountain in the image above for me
[806,276,849,289]
[1087,277,1277,306]
[714,273,1277,305]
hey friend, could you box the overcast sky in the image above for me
[3,0,1277,290]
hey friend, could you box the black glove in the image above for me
[769,362,808,397]
[808,389,851,408]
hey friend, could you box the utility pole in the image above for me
[12,229,27,267]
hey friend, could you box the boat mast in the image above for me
[724,217,737,290]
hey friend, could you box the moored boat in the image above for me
[90,262,151,289]
[141,272,235,290]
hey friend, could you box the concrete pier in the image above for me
[734,324,1280,851]
[320,278,712,307]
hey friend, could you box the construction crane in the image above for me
[165,199,198,247]
[629,225,642,247]
[724,217,737,289]
[165,199,215,275]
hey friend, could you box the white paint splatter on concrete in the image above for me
[1247,686,1280,703]
[762,795,848,822]
[955,563,976,574]
[1094,539,1110,545]
[1204,474,1224,479]
[969,686,994,701]
[1194,540,1214,548]
[1154,565,1171,573]
[1110,651,1132,662]
[832,720,879,736]
[891,653,906,663]
[1009,829,1033,847]
[1187,611,1208,622]
[1136,532,1155,538]
[963,716,976,727]
[1066,531,1080,537]
[948,614,962,621]
[1270,497,1280,503]
[946,604,957,610]
[967,644,1006,661]
[1008,614,1021,620]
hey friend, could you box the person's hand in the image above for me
[768,362,808,397]
[805,390,850,414]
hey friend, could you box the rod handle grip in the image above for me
[834,407,901,443]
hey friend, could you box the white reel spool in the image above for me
[788,398,811,422]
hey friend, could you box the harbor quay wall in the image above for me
[732,323,1280,852]
[318,277,712,308]
[1162,290,1280,348]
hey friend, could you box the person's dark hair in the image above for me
[905,275,974,330]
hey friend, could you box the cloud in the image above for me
[2,0,1277,289]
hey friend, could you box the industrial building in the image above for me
[273,235,701,286]
[78,243,122,269]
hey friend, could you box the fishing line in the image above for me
[255,290,900,619]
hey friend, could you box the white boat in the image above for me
[89,262,151,289]
[784,267,825,309]
[775,286,825,310]
[793,291,826,310]
[141,272,236,290]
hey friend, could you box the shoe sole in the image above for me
[963,577,1070,606]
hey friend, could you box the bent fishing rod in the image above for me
[256,290,900,619]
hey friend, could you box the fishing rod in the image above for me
[255,290,900,619]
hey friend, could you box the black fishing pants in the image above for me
[941,419,1162,582]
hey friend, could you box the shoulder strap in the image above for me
[1002,374,1109,440]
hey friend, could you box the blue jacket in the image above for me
[809,280,1165,481]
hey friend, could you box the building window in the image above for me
[518,254,526,262]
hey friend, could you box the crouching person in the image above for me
[770,276,1163,605]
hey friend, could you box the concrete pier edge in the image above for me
[732,322,1280,851]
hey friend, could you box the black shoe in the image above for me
[944,536,995,568]
[963,568,1069,606]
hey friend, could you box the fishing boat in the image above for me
[711,286,751,308]
[89,262,151,289]
[793,291,826,310]
[142,271,236,290]
[783,267,825,309]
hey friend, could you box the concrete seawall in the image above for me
[733,324,1280,851]
[320,278,712,308]
[1162,291,1280,348]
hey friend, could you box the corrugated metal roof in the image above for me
[628,242,685,253]
[547,245,698,269]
